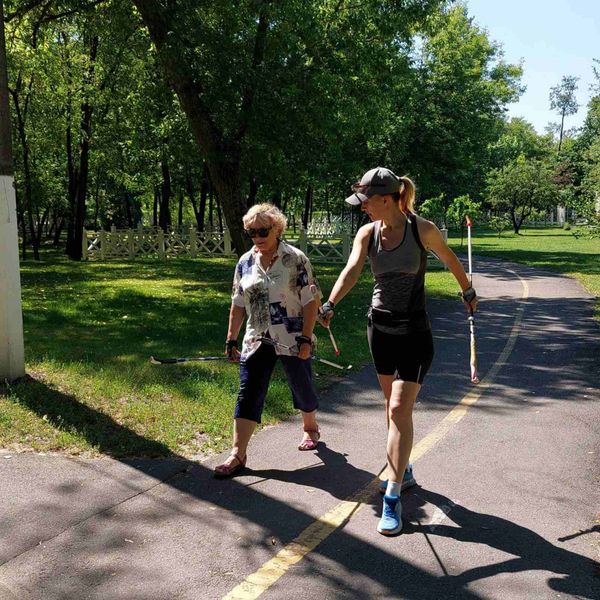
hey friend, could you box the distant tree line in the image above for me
[4,0,599,258]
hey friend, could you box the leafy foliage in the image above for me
[486,157,559,234]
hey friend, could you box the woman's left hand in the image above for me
[297,342,312,360]
[463,297,478,313]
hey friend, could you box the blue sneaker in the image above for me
[379,464,417,494]
[378,495,403,535]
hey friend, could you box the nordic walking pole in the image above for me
[466,215,480,384]
[327,326,340,356]
[256,336,352,371]
[150,356,232,365]
[311,284,340,356]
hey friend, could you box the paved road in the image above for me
[1,258,599,599]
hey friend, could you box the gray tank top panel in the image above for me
[368,217,429,333]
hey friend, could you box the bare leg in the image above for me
[221,417,256,469]
[300,409,319,445]
[377,374,394,479]
[386,379,420,483]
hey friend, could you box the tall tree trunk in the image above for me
[247,175,258,208]
[216,194,223,231]
[53,217,64,246]
[10,76,39,260]
[558,108,566,154]
[132,0,269,255]
[69,35,98,261]
[185,168,203,230]
[177,189,183,229]
[208,184,214,230]
[159,156,171,232]
[153,186,159,227]
[65,119,76,255]
[199,165,208,231]
[302,184,312,229]
[36,207,49,246]
[93,170,101,229]
[125,190,134,228]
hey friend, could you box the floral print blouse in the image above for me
[231,240,321,358]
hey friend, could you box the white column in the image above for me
[0,175,25,380]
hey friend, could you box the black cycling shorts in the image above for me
[367,322,434,383]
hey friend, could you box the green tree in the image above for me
[400,4,523,203]
[417,193,446,227]
[486,157,558,234]
[549,75,579,154]
[489,117,552,168]
[131,0,446,254]
[446,194,482,245]
[488,214,510,237]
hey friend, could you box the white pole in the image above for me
[466,215,473,283]
[0,177,25,381]
[0,0,25,381]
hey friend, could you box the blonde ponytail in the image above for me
[398,176,416,214]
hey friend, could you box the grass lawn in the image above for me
[2,226,597,458]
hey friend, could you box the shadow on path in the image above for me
[403,488,599,599]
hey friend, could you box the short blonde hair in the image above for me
[243,203,287,236]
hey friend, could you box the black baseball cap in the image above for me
[345,167,401,205]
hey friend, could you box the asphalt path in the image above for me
[1,257,599,600]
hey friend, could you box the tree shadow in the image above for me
[244,442,382,503]
[403,488,600,599]
[0,377,484,599]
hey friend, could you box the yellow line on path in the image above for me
[223,270,529,600]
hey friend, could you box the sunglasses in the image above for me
[244,226,272,238]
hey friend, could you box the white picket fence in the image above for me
[83,225,352,264]
[83,223,446,267]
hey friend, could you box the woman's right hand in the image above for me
[318,301,335,328]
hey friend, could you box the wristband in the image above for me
[225,339,238,356]
[295,335,312,347]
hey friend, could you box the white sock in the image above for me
[386,481,401,497]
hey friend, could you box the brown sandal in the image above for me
[298,428,320,451]
[214,453,247,479]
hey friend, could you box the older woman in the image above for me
[214,203,322,478]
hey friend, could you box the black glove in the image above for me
[318,300,335,323]
[461,286,477,304]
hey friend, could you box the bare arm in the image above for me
[227,304,247,340]
[419,219,478,312]
[302,299,318,339]
[327,223,373,306]
[297,299,318,359]
[226,304,246,359]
